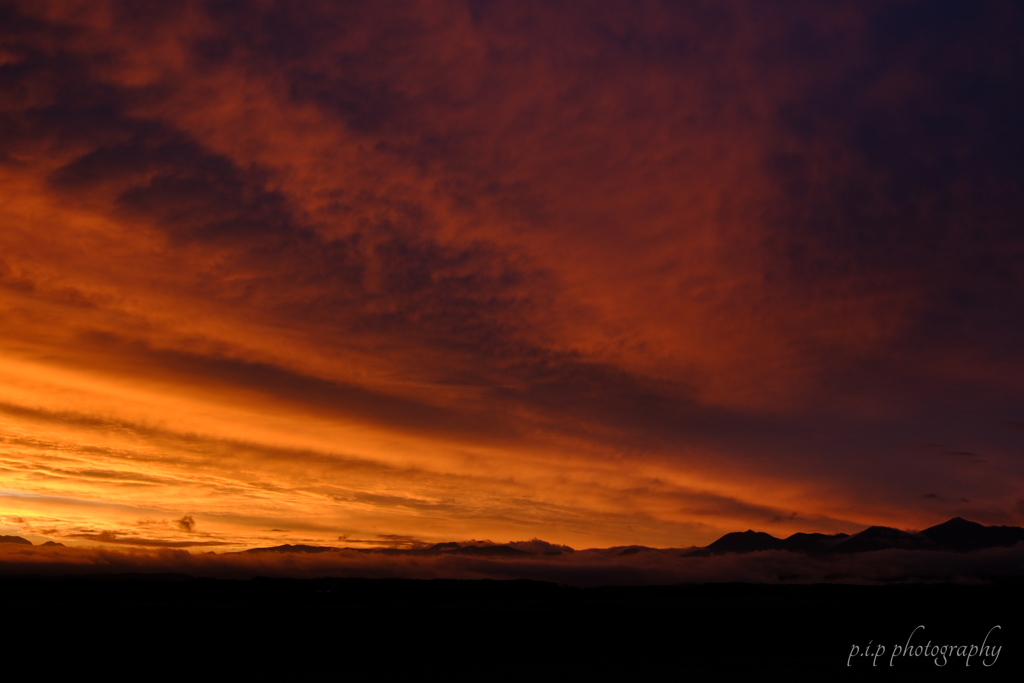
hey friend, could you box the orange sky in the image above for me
[2,0,1023,552]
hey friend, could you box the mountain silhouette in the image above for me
[237,519,1024,558]
[241,542,536,557]
[700,518,1024,555]
[920,517,1024,552]
[426,542,463,552]
[616,546,655,556]
[0,535,31,545]
[243,544,340,554]
[830,526,932,553]
[695,530,848,555]
[706,530,788,553]
[438,545,530,557]
[780,532,850,554]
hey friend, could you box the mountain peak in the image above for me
[0,535,31,545]
[921,517,1024,552]
[705,530,785,554]
[243,544,339,554]
[700,518,1024,556]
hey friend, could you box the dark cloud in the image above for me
[50,126,298,244]
[1,2,552,367]
[759,1,1024,367]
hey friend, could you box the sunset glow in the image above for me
[2,0,1023,555]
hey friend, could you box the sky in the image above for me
[1,0,1023,554]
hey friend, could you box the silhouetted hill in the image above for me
[700,518,1024,555]
[830,526,933,553]
[241,542,535,557]
[243,544,339,554]
[699,530,848,555]
[440,545,530,557]
[616,546,655,556]
[426,542,462,552]
[0,536,31,545]
[781,532,849,554]
[237,518,1024,559]
[921,517,1024,552]
[705,530,787,554]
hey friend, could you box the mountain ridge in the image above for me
[696,517,1024,556]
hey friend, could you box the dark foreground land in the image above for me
[1,576,1019,679]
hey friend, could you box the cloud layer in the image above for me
[2,539,1024,587]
